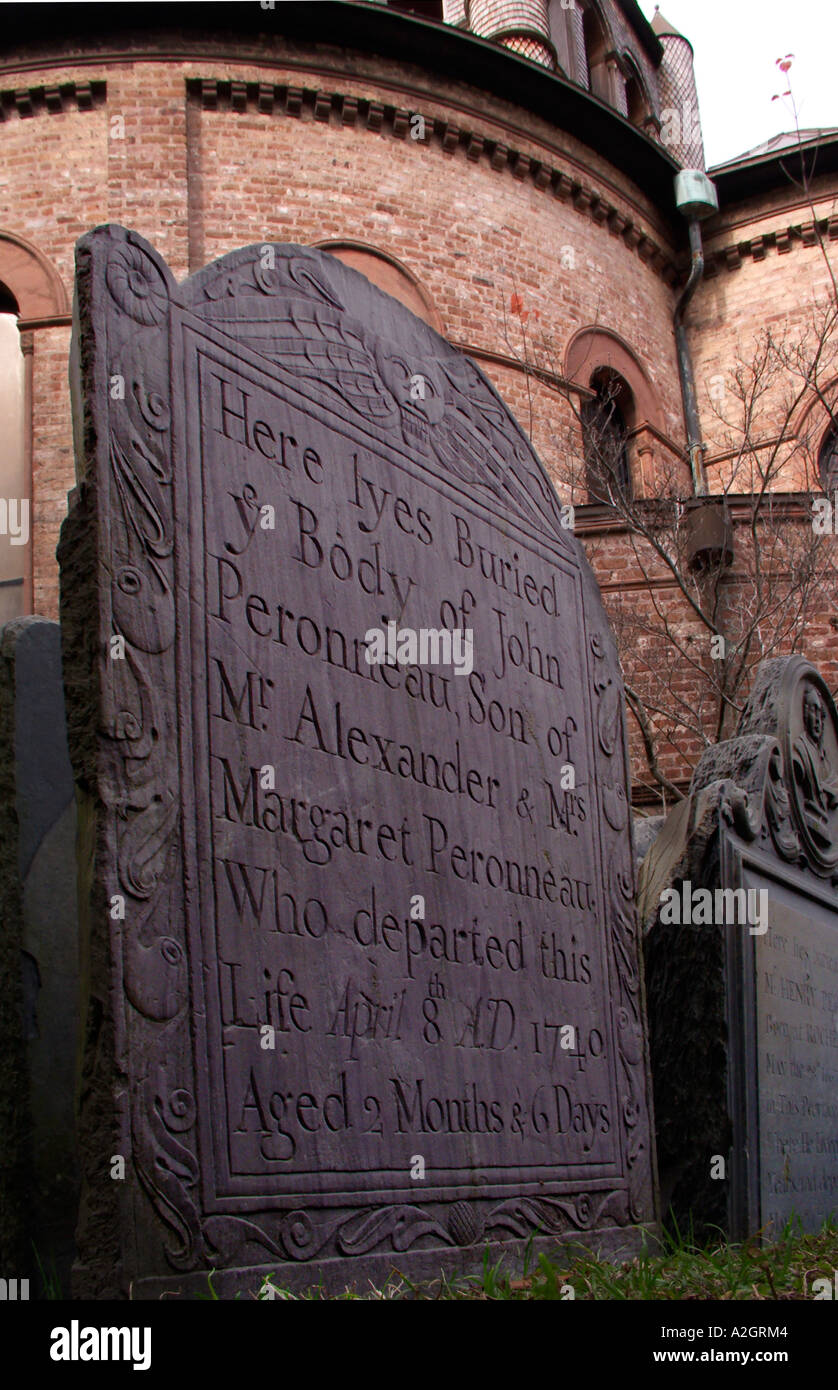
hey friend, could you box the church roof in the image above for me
[711,129,838,171]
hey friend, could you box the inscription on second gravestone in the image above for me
[756,888,838,1228]
[742,665,838,1232]
[60,228,655,1295]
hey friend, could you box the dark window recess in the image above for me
[625,71,647,126]
[582,369,633,501]
[819,426,838,492]
[0,280,20,316]
[582,3,609,101]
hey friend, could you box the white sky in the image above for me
[638,1,838,167]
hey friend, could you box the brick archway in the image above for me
[0,230,69,325]
[0,233,69,617]
[565,326,662,431]
[312,239,444,334]
[566,326,669,497]
[790,378,838,491]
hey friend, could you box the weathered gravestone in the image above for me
[0,618,79,1289]
[640,656,838,1239]
[59,226,656,1297]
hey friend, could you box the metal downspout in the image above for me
[674,217,708,495]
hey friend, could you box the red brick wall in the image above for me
[0,42,685,615]
[691,170,838,491]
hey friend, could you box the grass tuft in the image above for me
[244,1216,838,1301]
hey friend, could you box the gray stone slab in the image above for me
[0,617,78,1292]
[751,880,838,1230]
[59,226,657,1298]
[640,655,838,1238]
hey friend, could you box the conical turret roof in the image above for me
[651,8,690,44]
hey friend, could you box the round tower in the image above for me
[466,0,555,69]
[652,7,705,169]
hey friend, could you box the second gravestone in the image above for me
[640,656,838,1239]
[60,227,656,1297]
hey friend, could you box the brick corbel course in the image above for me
[703,217,838,275]
[0,79,106,119]
[185,77,679,283]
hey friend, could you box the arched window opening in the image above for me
[581,368,634,503]
[583,5,606,64]
[581,3,610,101]
[818,423,838,493]
[0,281,26,621]
[624,63,649,127]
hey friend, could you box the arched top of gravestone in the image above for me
[93,225,580,561]
[78,224,633,765]
[738,655,838,876]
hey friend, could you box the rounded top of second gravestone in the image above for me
[739,655,838,875]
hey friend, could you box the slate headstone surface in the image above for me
[640,655,838,1238]
[59,226,656,1297]
[0,617,78,1290]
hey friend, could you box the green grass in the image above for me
[249,1216,838,1301]
[31,1241,63,1300]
